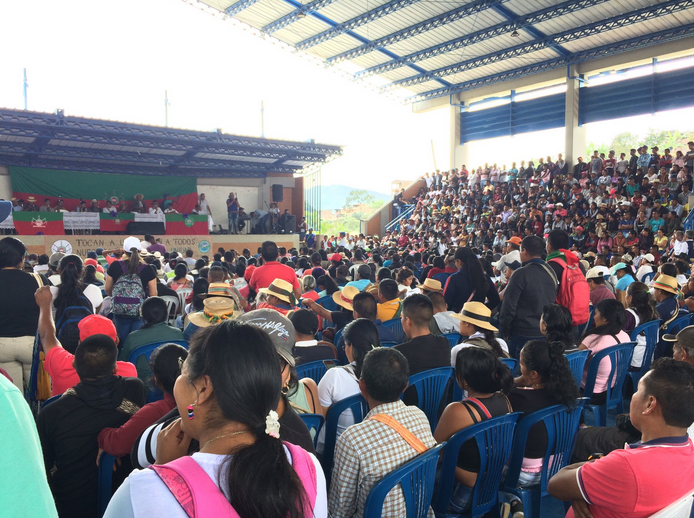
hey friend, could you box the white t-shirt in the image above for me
[450,331,509,367]
[199,199,211,215]
[103,449,327,518]
[316,364,359,453]
[49,283,104,314]
[635,265,653,282]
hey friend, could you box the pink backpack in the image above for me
[150,442,317,518]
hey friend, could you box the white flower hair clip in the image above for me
[265,410,280,439]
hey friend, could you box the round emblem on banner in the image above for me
[198,240,211,254]
[110,196,119,205]
[184,217,194,227]
[51,240,73,255]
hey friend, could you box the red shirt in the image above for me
[249,261,300,293]
[98,392,176,457]
[45,346,137,396]
[571,436,694,518]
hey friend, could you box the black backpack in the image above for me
[55,291,94,354]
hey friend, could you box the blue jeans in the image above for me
[113,315,143,346]
[228,213,239,234]
[507,335,544,359]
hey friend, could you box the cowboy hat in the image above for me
[259,278,296,305]
[420,278,443,292]
[451,301,498,332]
[189,297,237,328]
[653,274,680,296]
[333,285,360,311]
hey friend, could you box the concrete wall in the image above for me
[363,179,426,236]
[0,166,12,201]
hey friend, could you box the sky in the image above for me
[0,0,449,195]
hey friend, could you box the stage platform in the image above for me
[18,234,300,258]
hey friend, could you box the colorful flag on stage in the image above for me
[99,213,135,233]
[13,212,64,235]
[10,166,198,214]
[165,214,208,235]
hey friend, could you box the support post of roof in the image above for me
[564,65,586,169]
[449,97,467,170]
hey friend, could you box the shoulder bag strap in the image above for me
[534,261,559,288]
[150,456,239,518]
[340,364,359,383]
[283,442,318,513]
[464,397,493,419]
[368,413,428,454]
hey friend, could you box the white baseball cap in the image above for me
[123,236,142,253]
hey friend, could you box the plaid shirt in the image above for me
[328,400,436,518]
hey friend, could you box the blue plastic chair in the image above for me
[316,295,338,312]
[98,452,117,517]
[442,332,462,347]
[334,327,344,346]
[690,312,694,326]
[503,400,588,518]
[628,320,660,390]
[576,306,595,340]
[403,367,454,430]
[295,360,328,385]
[431,412,522,518]
[127,340,189,402]
[127,340,189,365]
[500,358,518,375]
[656,314,691,358]
[382,318,406,343]
[582,343,635,427]
[363,443,446,518]
[299,413,324,449]
[565,350,590,389]
[642,271,655,283]
[321,393,370,485]
[381,341,398,347]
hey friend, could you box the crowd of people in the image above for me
[3,141,694,518]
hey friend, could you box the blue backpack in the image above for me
[55,291,94,354]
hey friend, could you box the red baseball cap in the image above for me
[508,236,523,246]
[330,253,342,262]
[78,315,118,342]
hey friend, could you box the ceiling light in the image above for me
[510,30,519,38]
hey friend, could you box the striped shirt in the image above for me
[328,400,436,518]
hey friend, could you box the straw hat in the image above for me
[653,274,680,295]
[332,285,360,311]
[189,297,237,327]
[420,278,443,292]
[451,301,498,332]
[259,279,296,305]
[27,196,36,203]
[199,282,236,299]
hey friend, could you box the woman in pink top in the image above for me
[579,299,630,403]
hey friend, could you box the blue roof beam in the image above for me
[262,0,340,34]
[491,3,571,57]
[352,0,609,78]
[382,0,694,91]
[294,0,422,51]
[224,0,261,16]
[406,22,694,103]
[328,0,510,66]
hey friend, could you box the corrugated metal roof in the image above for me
[198,0,694,103]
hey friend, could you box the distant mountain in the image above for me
[311,184,390,211]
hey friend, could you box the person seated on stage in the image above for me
[87,199,100,212]
[73,200,87,212]
[37,333,145,518]
[131,194,145,214]
[164,205,178,214]
[39,198,53,212]
[98,343,187,458]
[548,358,694,518]
[102,200,117,214]
[36,286,137,397]
[148,200,163,215]
[25,196,39,211]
